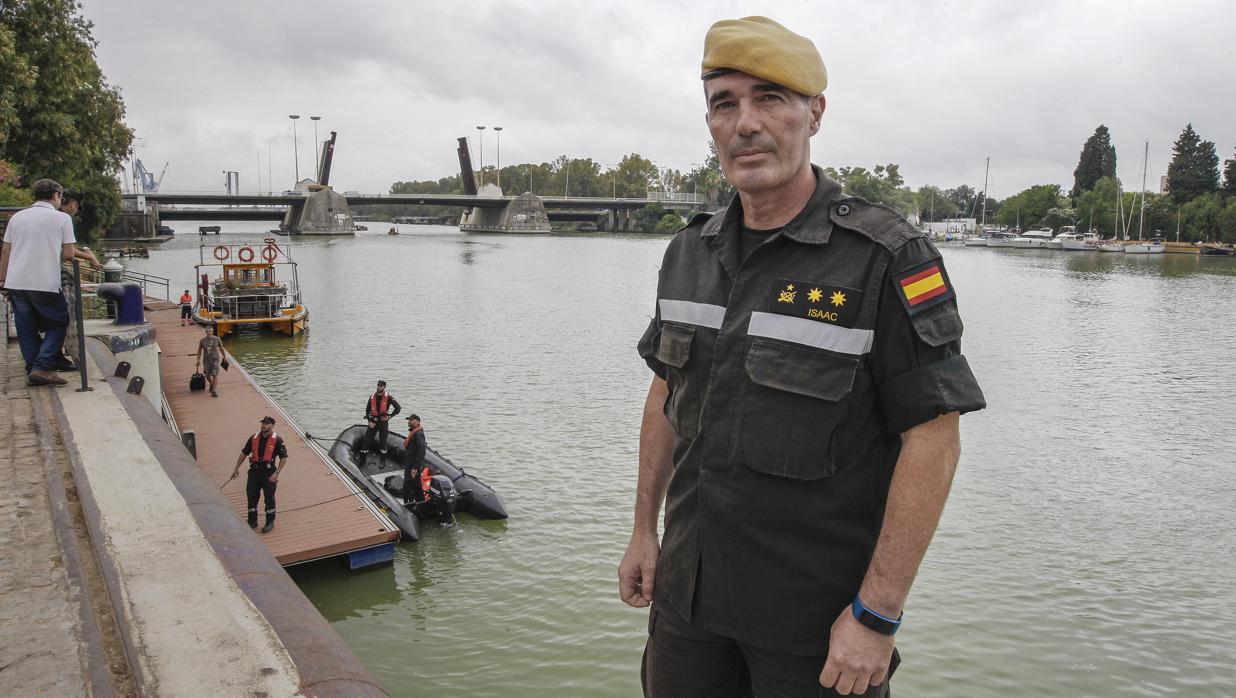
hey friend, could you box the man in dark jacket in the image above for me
[618,16,985,698]
[401,414,427,504]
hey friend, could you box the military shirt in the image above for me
[637,167,985,654]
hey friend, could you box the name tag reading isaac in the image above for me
[767,279,862,328]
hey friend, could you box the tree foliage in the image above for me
[654,212,685,234]
[993,184,1068,229]
[1165,123,1220,205]
[914,185,957,223]
[1219,198,1236,243]
[1071,125,1117,199]
[0,0,133,243]
[633,203,667,232]
[1222,145,1236,195]
[1179,192,1225,242]
[823,163,918,216]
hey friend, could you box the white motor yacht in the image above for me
[1047,225,1076,249]
[985,231,1018,248]
[1012,228,1054,248]
[1057,227,1101,251]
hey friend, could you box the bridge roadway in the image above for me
[129,192,703,211]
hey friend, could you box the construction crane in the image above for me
[133,158,169,193]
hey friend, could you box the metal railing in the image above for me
[1,291,11,342]
[74,263,171,300]
[203,290,302,320]
[64,260,92,392]
[642,191,706,203]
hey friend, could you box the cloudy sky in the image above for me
[83,0,1235,200]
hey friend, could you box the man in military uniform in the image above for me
[617,16,986,697]
[232,416,289,533]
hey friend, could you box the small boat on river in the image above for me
[193,238,308,337]
[325,424,508,541]
[1124,236,1166,254]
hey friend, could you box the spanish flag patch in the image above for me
[895,259,955,314]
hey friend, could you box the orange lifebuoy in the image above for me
[213,245,230,261]
[261,244,277,262]
[237,246,255,263]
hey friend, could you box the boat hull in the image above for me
[194,305,308,338]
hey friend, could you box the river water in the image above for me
[126,223,1236,697]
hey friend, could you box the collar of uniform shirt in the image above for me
[702,165,843,246]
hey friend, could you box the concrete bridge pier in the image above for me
[283,188,354,235]
[459,190,551,234]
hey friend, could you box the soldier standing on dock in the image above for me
[232,416,288,533]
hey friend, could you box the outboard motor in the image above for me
[424,474,459,527]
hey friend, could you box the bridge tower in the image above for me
[455,137,551,233]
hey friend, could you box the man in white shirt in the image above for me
[0,179,79,386]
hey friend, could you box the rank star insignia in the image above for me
[777,283,797,304]
[830,290,847,307]
[807,288,823,303]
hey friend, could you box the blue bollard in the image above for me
[96,282,145,325]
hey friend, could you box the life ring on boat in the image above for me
[237,246,255,263]
[213,245,230,261]
[261,244,278,262]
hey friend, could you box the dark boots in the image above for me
[247,509,258,528]
[261,510,275,533]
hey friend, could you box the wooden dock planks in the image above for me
[147,301,397,565]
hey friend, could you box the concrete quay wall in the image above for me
[1,326,387,696]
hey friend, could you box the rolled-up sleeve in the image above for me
[637,308,666,380]
[872,238,986,435]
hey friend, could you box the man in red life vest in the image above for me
[231,416,288,533]
[179,289,193,325]
[361,380,401,459]
[402,414,428,504]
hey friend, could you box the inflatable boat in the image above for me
[326,424,508,541]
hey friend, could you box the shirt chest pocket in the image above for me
[656,323,704,440]
[739,339,859,481]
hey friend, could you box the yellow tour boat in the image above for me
[193,238,308,337]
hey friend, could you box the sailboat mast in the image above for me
[1137,140,1148,242]
[980,157,990,228]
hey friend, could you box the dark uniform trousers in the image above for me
[643,603,898,698]
[364,419,389,454]
[246,462,277,525]
[637,168,984,696]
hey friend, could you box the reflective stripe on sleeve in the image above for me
[748,312,874,355]
[658,299,726,330]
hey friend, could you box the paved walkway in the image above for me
[0,340,89,695]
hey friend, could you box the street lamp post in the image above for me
[528,164,533,194]
[267,139,273,195]
[288,115,301,183]
[493,126,502,190]
[310,115,321,179]
[475,125,486,186]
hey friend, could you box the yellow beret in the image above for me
[701,16,827,96]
